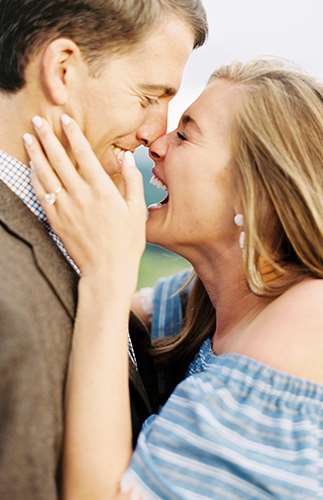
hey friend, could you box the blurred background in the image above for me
[136,0,323,289]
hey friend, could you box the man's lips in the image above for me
[112,141,140,154]
[108,145,137,172]
[112,145,135,153]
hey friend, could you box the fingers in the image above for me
[25,115,144,217]
[30,168,48,206]
[59,114,112,188]
[29,116,84,195]
[121,152,145,208]
[23,133,64,203]
[30,166,67,226]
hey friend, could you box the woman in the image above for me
[24,59,323,499]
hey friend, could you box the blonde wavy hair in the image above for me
[153,59,323,387]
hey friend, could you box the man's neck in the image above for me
[0,90,41,166]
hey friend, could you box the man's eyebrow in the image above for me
[139,84,177,97]
[181,113,202,134]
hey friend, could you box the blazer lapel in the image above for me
[0,181,78,319]
[0,181,154,411]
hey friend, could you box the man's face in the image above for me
[75,18,194,175]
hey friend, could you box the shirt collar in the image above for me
[0,149,80,274]
[0,149,47,222]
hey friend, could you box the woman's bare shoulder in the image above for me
[243,279,323,384]
[272,278,323,326]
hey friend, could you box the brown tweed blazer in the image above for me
[0,181,156,500]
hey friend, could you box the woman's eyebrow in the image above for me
[181,114,202,134]
[139,83,177,97]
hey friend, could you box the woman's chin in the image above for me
[146,230,169,249]
[146,202,181,252]
[146,219,172,250]
[146,203,167,236]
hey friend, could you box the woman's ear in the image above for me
[39,38,85,105]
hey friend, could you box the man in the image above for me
[0,1,207,499]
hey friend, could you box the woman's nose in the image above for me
[149,134,169,162]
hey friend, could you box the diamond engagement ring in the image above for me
[44,186,62,206]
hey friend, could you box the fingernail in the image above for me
[29,161,34,170]
[23,133,33,146]
[32,116,42,129]
[61,114,71,126]
[124,151,135,167]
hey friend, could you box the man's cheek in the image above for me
[120,106,144,133]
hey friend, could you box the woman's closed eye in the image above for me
[176,131,187,142]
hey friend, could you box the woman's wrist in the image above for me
[78,272,134,313]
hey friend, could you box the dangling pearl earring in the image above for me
[234,213,245,249]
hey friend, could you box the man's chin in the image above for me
[98,148,120,176]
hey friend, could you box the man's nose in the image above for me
[136,107,168,147]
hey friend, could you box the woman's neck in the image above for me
[192,242,270,342]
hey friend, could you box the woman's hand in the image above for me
[23,115,146,296]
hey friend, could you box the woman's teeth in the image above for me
[148,174,169,210]
[149,173,168,192]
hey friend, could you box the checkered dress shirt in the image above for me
[0,149,137,367]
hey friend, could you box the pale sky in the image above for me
[168,0,323,130]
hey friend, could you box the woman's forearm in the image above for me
[63,276,133,500]
[23,116,146,499]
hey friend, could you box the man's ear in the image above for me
[39,38,85,105]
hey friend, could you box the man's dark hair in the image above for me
[0,0,208,93]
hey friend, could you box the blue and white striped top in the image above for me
[121,273,323,499]
[150,269,192,340]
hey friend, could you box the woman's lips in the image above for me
[151,168,168,189]
[150,173,168,191]
[148,172,169,210]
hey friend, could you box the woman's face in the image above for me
[147,79,243,258]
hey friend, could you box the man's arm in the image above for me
[0,298,61,500]
[131,288,153,328]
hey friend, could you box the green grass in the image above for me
[135,149,190,289]
[138,244,191,289]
